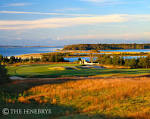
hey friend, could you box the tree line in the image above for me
[97,55,150,68]
[0,53,66,64]
[63,44,150,50]
[0,55,32,64]
[41,53,65,62]
[0,57,10,84]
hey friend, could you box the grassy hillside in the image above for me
[1,77,150,119]
[2,64,150,119]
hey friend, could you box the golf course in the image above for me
[7,64,150,78]
[0,63,150,119]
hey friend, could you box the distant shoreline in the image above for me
[14,49,150,59]
[0,46,63,57]
[14,53,43,59]
[0,45,62,48]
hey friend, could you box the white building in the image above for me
[79,59,99,65]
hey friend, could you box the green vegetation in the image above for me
[97,55,150,68]
[0,63,10,84]
[0,55,29,64]
[0,53,66,65]
[63,43,150,50]
[7,64,150,78]
[1,52,150,69]
[41,53,65,62]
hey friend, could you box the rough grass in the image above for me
[1,77,150,119]
[7,64,150,78]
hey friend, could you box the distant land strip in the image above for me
[0,45,62,48]
[63,44,150,50]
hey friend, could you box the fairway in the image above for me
[7,64,150,78]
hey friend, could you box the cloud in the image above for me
[4,3,31,7]
[55,8,85,12]
[0,11,61,15]
[61,32,150,40]
[0,14,127,30]
[0,11,92,17]
[80,0,146,6]
[81,0,106,3]
[0,14,150,30]
[81,0,124,6]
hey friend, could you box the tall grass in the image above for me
[15,77,150,118]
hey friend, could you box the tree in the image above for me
[128,59,137,69]
[125,59,130,66]
[78,58,81,61]
[105,58,112,64]
[3,56,9,64]
[0,63,10,84]
[41,56,48,62]
[30,56,34,63]
[9,56,16,64]
[42,53,64,62]
[89,53,94,63]
[138,57,144,68]
[0,55,3,62]
[112,56,120,65]
[119,57,125,65]
[137,57,150,68]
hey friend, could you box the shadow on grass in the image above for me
[0,101,145,119]
[0,101,77,119]
[0,78,84,96]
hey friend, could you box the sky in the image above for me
[0,0,150,46]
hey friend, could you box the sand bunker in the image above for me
[48,67,66,71]
[10,76,25,80]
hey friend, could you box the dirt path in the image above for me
[9,74,150,86]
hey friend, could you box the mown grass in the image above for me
[7,64,150,78]
[1,77,150,119]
